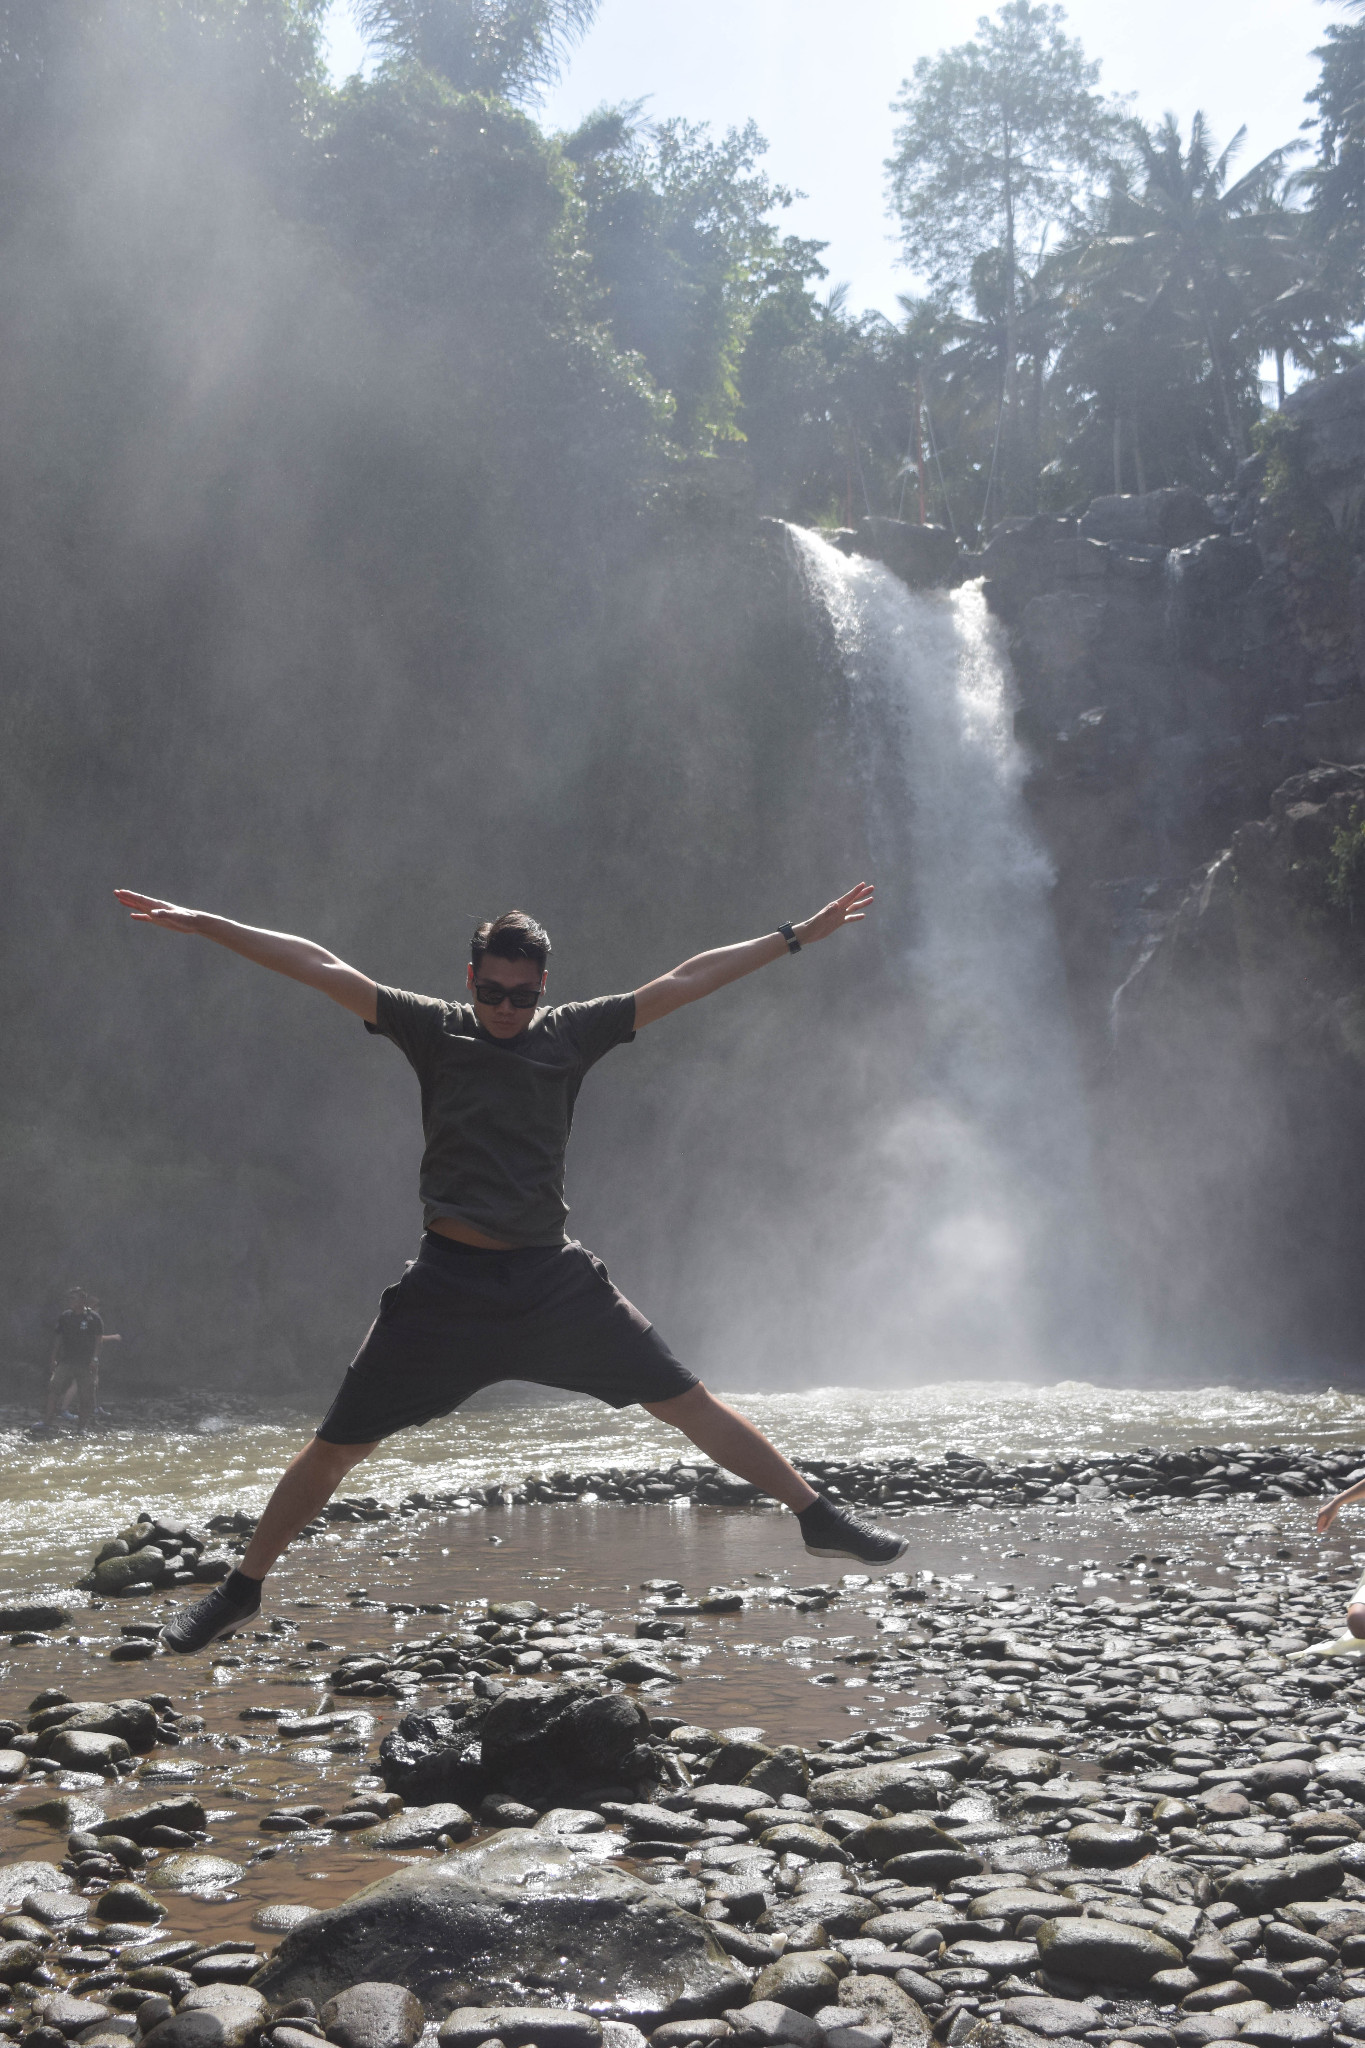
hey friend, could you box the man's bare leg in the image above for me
[75,1368,98,1434]
[643,1383,906,1562]
[643,1385,818,1510]
[162,1434,377,1653]
[242,1435,379,1580]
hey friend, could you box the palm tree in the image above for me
[1094,113,1295,463]
[352,0,599,100]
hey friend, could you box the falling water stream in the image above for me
[785,530,1107,1375]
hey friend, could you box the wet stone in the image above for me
[1066,1824,1157,1867]
[93,1884,163,1924]
[439,2012,602,2048]
[37,1997,115,2036]
[145,1855,243,1893]
[355,1805,473,1850]
[723,2004,822,2047]
[993,1999,1103,2038]
[1035,1917,1183,1989]
[750,1954,843,2014]
[319,1983,425,2048]
[254,1833,747,2023]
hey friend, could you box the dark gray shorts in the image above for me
[317,1231,698,1445]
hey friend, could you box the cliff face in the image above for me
[994,368,1365,1373]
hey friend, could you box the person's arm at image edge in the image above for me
[114,891,378,1023]
[632,882,874,1030]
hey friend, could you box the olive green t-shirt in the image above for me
[365,986,637,1246]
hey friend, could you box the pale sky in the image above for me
[322,0,1338,318]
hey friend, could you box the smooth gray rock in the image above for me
[685,1786,776,1821]
[749,1955,841,2014]
[1216,1853,1342,1913]
[1238,2018,1335,2048]
[983,1749,1058,1785]
[1066,1824,1156,1868]
[251,1904,321,1934]
[882,1847,983,1885]
[24,1889,89,1926]
[439,2011,602,2048]
[967,1893,1079,1928]
[142,2007,256,2048]
[38,1997,114,2036]
[808,1765,948,1815]
[34,1699,159,1753]
[0,1861,71,1908]
[179,1989,267,2026]
[1140,1859,1213,1908]
[91,1548,165,1595]
[844,1820,960,1867]
[1314,1755,1365,1804]
[1035,1917,1182,1988]
[44,1730,128,1774]
[0,1939,41,1982]
[145,1854,242,1892]
[993,1999,1102,2038]
[0,1604,70,1632]
[757,1825,847,1864]
[93,1882,163,1922]
[93,1797,206,1843]
[321,1983,424,2048]
[355,1805,472,1851]
[724,2001,822,2047]
[835,1976,928,2048]
[253,1830,746,2023]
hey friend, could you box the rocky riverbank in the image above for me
[0,1482,1362,2048]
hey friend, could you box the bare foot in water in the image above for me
[1348,1603,1365,1639]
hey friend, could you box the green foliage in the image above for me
[1328,805,1365,921]
[352,0,599,101]
[887,1,1115,300]
[565,107,813,448]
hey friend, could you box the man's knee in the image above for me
[644,1383,713,1424]
[307,1434,377,1476]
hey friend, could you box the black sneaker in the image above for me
[798,1495,909,1565]
[160,1577,261,1654]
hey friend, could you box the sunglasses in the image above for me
[473,980,541,1010]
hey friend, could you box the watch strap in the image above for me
[778,922,802,954]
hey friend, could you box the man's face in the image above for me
[467,956,546,1040]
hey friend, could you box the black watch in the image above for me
[778,922,802,954]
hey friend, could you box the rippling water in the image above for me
[5,1379,1365,1597]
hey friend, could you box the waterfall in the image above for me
[781,526,1108,1379]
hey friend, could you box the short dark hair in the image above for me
[471,910,551,974]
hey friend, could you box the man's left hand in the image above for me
[796,881,875,945]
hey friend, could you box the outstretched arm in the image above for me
[114,891,378,1023]
[633,882,874,1030]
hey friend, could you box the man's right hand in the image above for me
[115,890,377,1021]
[115,889,204,933]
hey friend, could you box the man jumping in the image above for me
[113,883,907,1653]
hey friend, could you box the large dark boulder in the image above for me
[378,1709,489,1809]
[252,1831,748,2025]
[848,517,959,590]
[1283,365,1365,483]
[479,1681,656,1802]
[1079,488,1216,550]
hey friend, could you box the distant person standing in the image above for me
[39,1288,119,1434]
